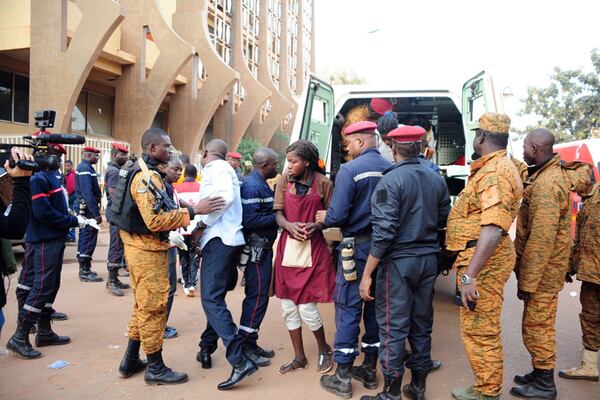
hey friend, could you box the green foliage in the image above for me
[519,49,600,142]
[236,137,262,162]
[329,69,367,85]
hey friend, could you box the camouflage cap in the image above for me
[472,112,511,135]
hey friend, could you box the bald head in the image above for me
[252,147,278,166]
[523,128,556,165]
[205,139,228,158]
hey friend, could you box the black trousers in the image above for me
[166,247,177,322]
[16,238,66,324]
[376,254,437,377]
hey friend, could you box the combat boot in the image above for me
[119,339,147,378]
[360,374,402,400]
[79,260,103,282]
[510,368,557,400]
[114,275,130,289]
[320,363,353,399]
[558,348,599,381]
[514,370,536,385]
[353,352,378,389]
[144,350,189,385]
[106,270,124,296]
[402,370,427,400]
[35,315,70,347]
[451,385,499,400]
[6,320,42,359]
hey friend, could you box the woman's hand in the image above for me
[286,222,307,241]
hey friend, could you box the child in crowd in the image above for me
[273,140,335,375]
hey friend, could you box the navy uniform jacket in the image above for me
[26,169,78,243]
[370,158,451,263]
[324,147,392,237]
[76,159,101,218]
[241,170,277,242]
[104,161,120,221]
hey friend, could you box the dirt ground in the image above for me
[0,229,598,400]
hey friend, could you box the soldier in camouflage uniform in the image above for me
[559,182,600,382]
[447,113,524,400]
[511,128,593,399]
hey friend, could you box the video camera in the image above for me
[0,110,86,172]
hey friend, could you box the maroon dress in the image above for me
[274,177,335,304]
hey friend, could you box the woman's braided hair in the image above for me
[286,140,325,175]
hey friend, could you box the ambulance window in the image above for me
[311,98,327,124]
[469,95,485,122]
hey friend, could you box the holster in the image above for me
[248,233,274,264]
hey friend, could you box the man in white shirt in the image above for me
[195,139,257,390]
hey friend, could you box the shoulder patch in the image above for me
[481,185,501,209]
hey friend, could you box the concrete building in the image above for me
[0,0,314,169]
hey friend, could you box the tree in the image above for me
[519,49,600,142]
[329,69,367,85]
[236,137,262,162]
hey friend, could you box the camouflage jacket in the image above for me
[570,183,600,285]
[120,169,191,251]
[514,154,571,293]
[446,150,523,268]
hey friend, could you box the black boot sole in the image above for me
[35,338,71,347]
[402,384,425,400]
[119,363,148,378]
[145,376,189,386]
[80,277,103,282]
[509,387,557,400]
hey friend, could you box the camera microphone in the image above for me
[25,134,86,145]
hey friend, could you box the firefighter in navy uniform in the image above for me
[8,144,99,359]
[317,121,392,398]
[113,128,224,385]
[75,146,103,282]
[359,125,451,400]
[104,143,131,296]
[237,147,280,366]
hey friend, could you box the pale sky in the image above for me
[314,0,600,130]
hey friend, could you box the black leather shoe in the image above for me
[353,352,378,389]
[402,370,427,400]
[79,261,103,282]
[144,350,189,385]
[360,374,403,400]
[7,320,42,359]
[115,277,130,289]
[244,349,271,367]
[430,359,442,371]
[217,357,258,390]
[50,310,68,321]
[510,368,557,400]
[119,339,147,378]
[35,317,71,347]
[253,344,275,358]
[197,348,212,369]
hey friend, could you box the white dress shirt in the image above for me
[198,159,245,249]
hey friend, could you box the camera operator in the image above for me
[7,143,99,359]
[1,149,33,342]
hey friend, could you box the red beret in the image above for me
[111,143,129,154]
[83,146,101,153]
[227,151,242,159]
[344,121,377,136]
[388,125,426,143]
[370,98,393,115]
[50,143,67,155]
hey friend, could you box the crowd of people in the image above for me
[0,109,598,400]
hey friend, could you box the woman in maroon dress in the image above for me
[273,140,335,375]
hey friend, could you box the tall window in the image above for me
[208,0,233,65]
[0,70,29,124]
[71,91,114,136]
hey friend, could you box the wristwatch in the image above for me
[461,273,475,285]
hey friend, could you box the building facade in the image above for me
[0,0,314,168]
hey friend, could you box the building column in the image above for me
[246,0,293,146]
[169,0,239,159]
[113,0,194,153]
[29,0,124,132]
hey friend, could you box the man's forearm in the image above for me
[363,254,381,278]
[465,225,503,278]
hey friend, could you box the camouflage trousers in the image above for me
[580,281,600,351]
[456,237,515,397]
[124,245,169,355]
[522,292,558,369]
